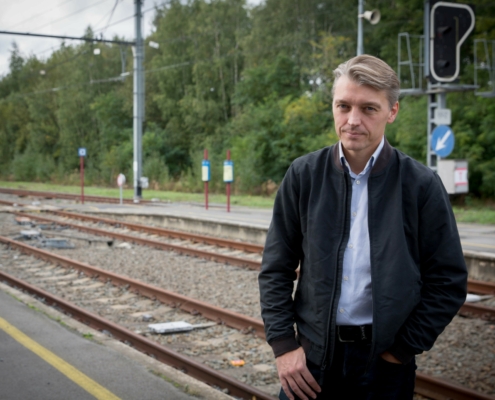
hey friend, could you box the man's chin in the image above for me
[341,141,365,152]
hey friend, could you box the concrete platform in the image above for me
[0,282,232,400]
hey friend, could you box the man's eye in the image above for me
[365,107,376,112]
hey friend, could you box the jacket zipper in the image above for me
[320,170,352,371]
[365,175,376,372]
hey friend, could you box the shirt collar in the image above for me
[339,136,385,175]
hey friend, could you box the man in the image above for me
[258,55,467,400]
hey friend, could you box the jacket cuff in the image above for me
[269,335,300,358]
[388,339,420,365]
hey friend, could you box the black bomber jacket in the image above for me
[258,140,467,367]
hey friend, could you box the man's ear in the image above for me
[387,102,399,124]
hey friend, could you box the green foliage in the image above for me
[234,55,301,106]
[386,96,427,162]
[0,0,494,197]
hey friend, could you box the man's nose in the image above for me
[348,109,361,126]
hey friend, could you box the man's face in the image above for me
[332,76,399,159]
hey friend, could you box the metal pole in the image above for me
[357,0,364,56]
[133,0,144,200]
[424,0,438,170]
[427,90,434,169]
[424,0,430,80]
[80,156,84,205]
[204,149,209,210]
[226,150,231,213]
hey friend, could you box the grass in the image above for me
[0,180,276,209]
[2,180,495,224]
[452,206,495,225]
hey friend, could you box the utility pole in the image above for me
[357,0,364,56]
[357,0,380,56]
[133,0,144,200]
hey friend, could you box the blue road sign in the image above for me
[78,147,87,157]
[431,125,455,158]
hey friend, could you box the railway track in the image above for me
[0,234,265,337]
[1,236,494,400]
[8,209,495,321]
[10,210,262,270]
[0,187,149,205]
[0,198,263,254]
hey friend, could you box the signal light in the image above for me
[430,2,475,82]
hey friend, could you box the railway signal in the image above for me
[430,1,475,82]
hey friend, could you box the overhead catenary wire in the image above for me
[30,0,114,33]
[100,0,122,34]
[5,0,79,30]
[28,3,161,61]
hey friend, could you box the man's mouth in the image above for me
[343,131,364,137]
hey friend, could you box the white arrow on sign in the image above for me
[435,129,452,151]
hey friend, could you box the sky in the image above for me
[0,0,263,77]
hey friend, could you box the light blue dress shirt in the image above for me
[335,137,385,326]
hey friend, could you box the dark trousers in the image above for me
[279,341,416,400]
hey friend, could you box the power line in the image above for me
[0,30,134,45]
[5,0,79,31]
[93,4,159,34]
[29,3,159,60]
[101,0,122,34]
[30,0,113,32]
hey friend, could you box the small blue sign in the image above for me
[78,147,87,157]
[201,160,210,182]
[431,125,455,158]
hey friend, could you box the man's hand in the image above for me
[380,351,402,364]
[276,347,321,400]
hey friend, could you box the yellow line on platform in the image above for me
[0,317,120,400]
[461,241,495,250]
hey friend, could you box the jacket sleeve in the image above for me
[389,173,468,364]
[258,163,303,358]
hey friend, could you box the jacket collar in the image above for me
[332,137,393,175]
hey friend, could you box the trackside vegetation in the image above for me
[0,0,494,198]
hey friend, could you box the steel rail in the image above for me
[459,302,495,320]
[0,238,493,399]
[0,188,146,205]
[11,212,262,270]
[46,209,264,254]
[468,279,495,295]
[0,235,265,338]
[415,371,495,400]
[0,271,274,400]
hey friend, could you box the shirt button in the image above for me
[352,212,357,217]
[356,180,361,185]
[339,308,345,313]
[343,276,349,281]
[348,243,354,249]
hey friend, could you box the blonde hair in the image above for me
[332,55,400,109]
